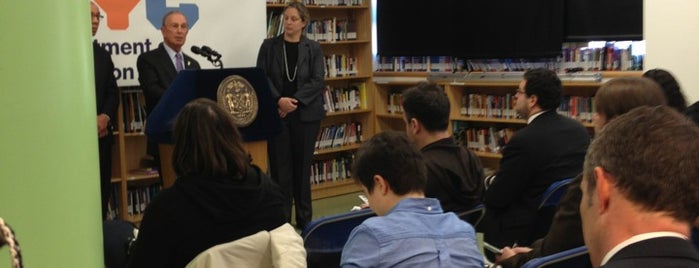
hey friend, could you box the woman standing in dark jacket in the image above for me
[256,1,325,229]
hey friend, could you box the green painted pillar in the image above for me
[0,0,104,266]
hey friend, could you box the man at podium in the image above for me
[137,11,200,165]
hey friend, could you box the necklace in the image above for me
[283,42,298,82]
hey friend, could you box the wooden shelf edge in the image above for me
[473,151,503,159]
[453,116,526,124]
[376,113,404,119]
[267,3,369,9]
[314,143,361,155]
[311,179,362,200]
[326,109,372,117]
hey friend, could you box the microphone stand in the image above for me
[207,55,223,69]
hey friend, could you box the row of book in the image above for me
[322,83,368,113]
[386,92,404,114]
[453,125,516,154]
[310,153,354,185]
[460,94,518,119]
[325,54,358,78]
[266,0,364,6]
[106,184,161,219]
[375,56,458,73]
[266,14,357,41]
[561,42,643,71]
[121,90,148,133]
[315,122,363,150]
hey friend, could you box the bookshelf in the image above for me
[373,71,642,171]
[109,87,161,224]
[266,1,374,200]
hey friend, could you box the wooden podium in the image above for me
[146,67,282,188]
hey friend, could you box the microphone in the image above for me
[191,46,210,57]
[201,46,221,58]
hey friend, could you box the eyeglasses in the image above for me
[91,13,104,20]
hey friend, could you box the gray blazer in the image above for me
[256,35,326,122]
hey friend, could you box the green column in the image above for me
[0,0,104,266]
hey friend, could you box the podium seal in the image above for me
[216,75,259,127]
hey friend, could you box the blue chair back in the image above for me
[521,246,591,268]
[456,203,486,227]
[527,177,575,244]
[301,209,376,268]
[539,178,574,209]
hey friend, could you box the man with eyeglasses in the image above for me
[477,68,590,250]
[137,11,200,170]
[91,1,119,220]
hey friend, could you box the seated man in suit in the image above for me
[580,106,699,267]
[478,68,590,247]
[401,82,484,214]
[340,131,483,268]
[137,10,200,165]
[495,76,669,267]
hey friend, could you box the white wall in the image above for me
[644,0,699,103]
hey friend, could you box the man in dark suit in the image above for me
[137,11,200,163]
[137,11,200,116]
[401,82,485,214]
[91,1,119,220]
[580,106,699,267]
[478,68,590,248]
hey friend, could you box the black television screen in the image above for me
[376,0,564,59]
[564,0,643,41]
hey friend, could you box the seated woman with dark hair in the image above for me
[127,98,288,268]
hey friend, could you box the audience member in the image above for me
[340,131,483,268]
[90,1,119,220]
[580,106,699,267]
[496,76,667,267]
[478,68,590,248]
[643,68,687,113]
[685,100,699,125]
[137,11,201,164]
[401,82,484,214]
[256,2,325,230]
[127,98,288,268]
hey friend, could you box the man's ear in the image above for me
[528,94,538,109]
[594,166,613,214]
[408,118,421,135]
[373,174,390,196]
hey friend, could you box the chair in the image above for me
[301,209,376,268]
[528,178,575,244]
[456,203,486,227]
[186,223,306,268]
[521,246,591,268]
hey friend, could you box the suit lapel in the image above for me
[157,44,177,76]
[297,37,308,67]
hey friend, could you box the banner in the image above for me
[92,0,266,86]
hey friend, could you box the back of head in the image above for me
[401,82,450,132]
[523,68,562,110]
[352,131,427,195]
[172,98,249,179]
[686,100,699,126]
[643,68,687,112]
[584,106,699,223]
[594,77,667,120]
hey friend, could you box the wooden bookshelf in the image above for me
[372,71,641,171]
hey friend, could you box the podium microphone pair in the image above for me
[191,45,223,69]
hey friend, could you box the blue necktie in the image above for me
[175,53,184,72]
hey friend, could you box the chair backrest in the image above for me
[539,178,574,209]
[456,203,486,227]
[527,177,575,245]
[521,246,591,268]
[186,223,306,268]
[301,209,376,268]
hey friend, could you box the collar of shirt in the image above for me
[600,231,688,266]
[162,43,180,69]
[526,110,548,124]
[386,197,444,215]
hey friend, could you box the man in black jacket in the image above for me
[91,1,119,220]
[478,68,590,248]
[401,82,485,215]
